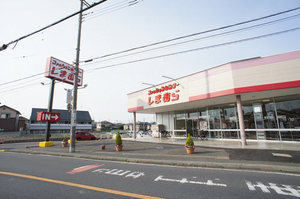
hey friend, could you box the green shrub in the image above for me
[115,131,122,146]
[185,133,194,147]
[62,136,68,143]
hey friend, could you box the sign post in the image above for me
[43,0,85,151]
[45,79,55,142]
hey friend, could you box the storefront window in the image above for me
[199,109,209,132]
[262,100,277,129]
[187,112,199,137]
[208,108,221,129]
[189,112,199,119]
[242,105,255,129]
[261,100,279,140]
[242,104,256,139]
[208,108,221,138]
[221,106,237,129]
[175,113,186,130]
[275,96,300,141]
[170,95,300,141]
[220,106,239,139]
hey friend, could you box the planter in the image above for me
[185,147,194,154]
[61,142,68,147]
[115,145,123,151]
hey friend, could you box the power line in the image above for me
[2,27,299,94]
[0,0,108,51]
[0,72,44,87]
[0,81,43,95]
[0,76,44,92]
[85,27,300,72]
[82,13,300,67]
[80,6,300,63]
[84,0,142,21]
[2,7,299,88]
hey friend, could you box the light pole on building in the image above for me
[142,82,155,86]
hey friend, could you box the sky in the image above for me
[0,0,300,123]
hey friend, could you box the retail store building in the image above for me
[128,50,300,143]
[28,108,92,134]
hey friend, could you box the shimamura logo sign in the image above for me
[45,57,83,86]
[148,83,180,105]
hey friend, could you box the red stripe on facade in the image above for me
[234,80,300,94]
[189,80,300,102]
[128,106,144,112]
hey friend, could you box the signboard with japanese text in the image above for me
[37,112,60,122]
[45,57,83,86]
[148,83,180,105]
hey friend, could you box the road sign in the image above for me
[37,112,61,122]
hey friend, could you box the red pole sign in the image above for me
[37,112,61,122]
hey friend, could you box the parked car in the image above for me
[75,132,97,140]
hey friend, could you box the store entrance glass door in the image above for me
[186,119,198,137]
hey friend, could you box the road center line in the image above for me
[0,171,162,199]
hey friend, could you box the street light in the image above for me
[142,82,155,86]
[161,75,175,80]
[64,84,88,91]
[161,75,183,88]
[65,84,88,112]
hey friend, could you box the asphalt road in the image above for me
[1,152,300,199]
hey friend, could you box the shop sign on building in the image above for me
[45,57,83,86]
[148,83,180,105]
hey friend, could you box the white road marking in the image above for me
[92,168,145,179]
[154,175,227,187]
[3,152,300,177]
[272,153,292,158]
[246,181,300,198]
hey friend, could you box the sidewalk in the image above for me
[1,138,300,174]
[133,137,300,151]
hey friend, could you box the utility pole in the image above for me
[69,0,84,153]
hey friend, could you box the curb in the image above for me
[0,138,63,144]
[3,150,300,175]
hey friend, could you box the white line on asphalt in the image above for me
[3,151,300,177]
[272,153,292,158]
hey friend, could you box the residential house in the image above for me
[0,105,27,132]
[123,122,151,132]
[96,121,114,131]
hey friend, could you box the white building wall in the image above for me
[156,113,163,126]
[155,112,174,131]
[128,50,300,113]
[162,113,169,130]
[232,59,300,88]
[168,112,175,131]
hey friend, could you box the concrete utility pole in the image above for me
[69,0,84,153]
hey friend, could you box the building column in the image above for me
[236,95,247,146]
[133,112,137,139]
